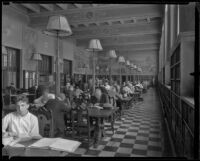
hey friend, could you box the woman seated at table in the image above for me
[44,93,71,137]
[2,94,41,140]
[90,87,111,108]
[109,86,123,106]
[135,81,143,92]
[33,87,55,106]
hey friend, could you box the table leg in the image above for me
[100,118,105,137]
[94,118,101,148]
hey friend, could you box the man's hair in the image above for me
[15,94,29,104]
[56,93,66,100]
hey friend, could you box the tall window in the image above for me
[38,54,52,75]
[2,47,20,90]
[23,71,36,89]
[63,59,72,84]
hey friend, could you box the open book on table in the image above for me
[28,138,81,153]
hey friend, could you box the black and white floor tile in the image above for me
[68,88,171,157]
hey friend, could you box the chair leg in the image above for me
[111,115,114,134]
[88,131,90,148]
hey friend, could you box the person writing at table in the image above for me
[2,94,41,142]
[33,87,55,107]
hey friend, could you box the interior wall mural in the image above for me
[73,47,91,74]
[22,26,38,71]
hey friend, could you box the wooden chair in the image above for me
[71,105,95,147]
[108,96,121,120]
[30,107,54,137]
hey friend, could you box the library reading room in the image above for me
[2,2,200,159]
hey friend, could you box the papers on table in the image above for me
[2,135,42,147]
[48,138,81,153]
[93,105,103,110]
[28,138,81,153]
[2,137,14,146]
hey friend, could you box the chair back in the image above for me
[30,107,54,137]
[109,96,116,107]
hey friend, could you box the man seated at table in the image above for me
[91,87,110,106]
[2,94,41,140]
[104,81,111,91]
[135,81,143,90]
[44,93,71,137]
[34,87,55,106]
[73,85,83,99]
[64,82,74,103]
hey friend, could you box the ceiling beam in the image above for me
[77,34,160,44]
[74,4,82,9]
[70,21,162,39]
[28,5,163,20]
[77,35,160,47]
[8,3,28,14]
[121,49,158,54]
[39,4,54,11]
[56,4,68,10]
[103,43,159,50]
[107,47,159,52]
[21,4,40,13]
[103,42,160,47]
[92,4,98,7]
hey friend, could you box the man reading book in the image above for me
[2,94,40,139]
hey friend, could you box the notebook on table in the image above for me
[28,138,81,153]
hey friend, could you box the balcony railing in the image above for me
[157,82,196,159]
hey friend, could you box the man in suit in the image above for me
[44,93,71,137]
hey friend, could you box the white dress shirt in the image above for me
[2,112,39,137]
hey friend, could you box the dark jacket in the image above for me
[90,93,109,105]
[44,99,70,134]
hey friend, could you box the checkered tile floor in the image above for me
[68,88,171,157]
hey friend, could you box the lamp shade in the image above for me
[130,63,134,69]
[88,39,103,51]
[118,56,125,63]
[108,50,117,58]
[126,60,130,66]
[44,15,72,37]
[96,66,100,70]
[32,53,42,61]
[2,46,7,54]
[138,67,142,72]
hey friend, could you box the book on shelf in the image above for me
[28,138,81,153]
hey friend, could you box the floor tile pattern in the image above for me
[68,88,171,157]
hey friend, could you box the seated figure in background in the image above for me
[34,87,55,106]
[135,81,143,92]
[44,93,71,137]
[73,85,83,99]
[3,87,11,105]
[104,81,111,91]
[64,83,74,104]
[2,94,41,140]
[90,87,110,107]
[9,83,16,94]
